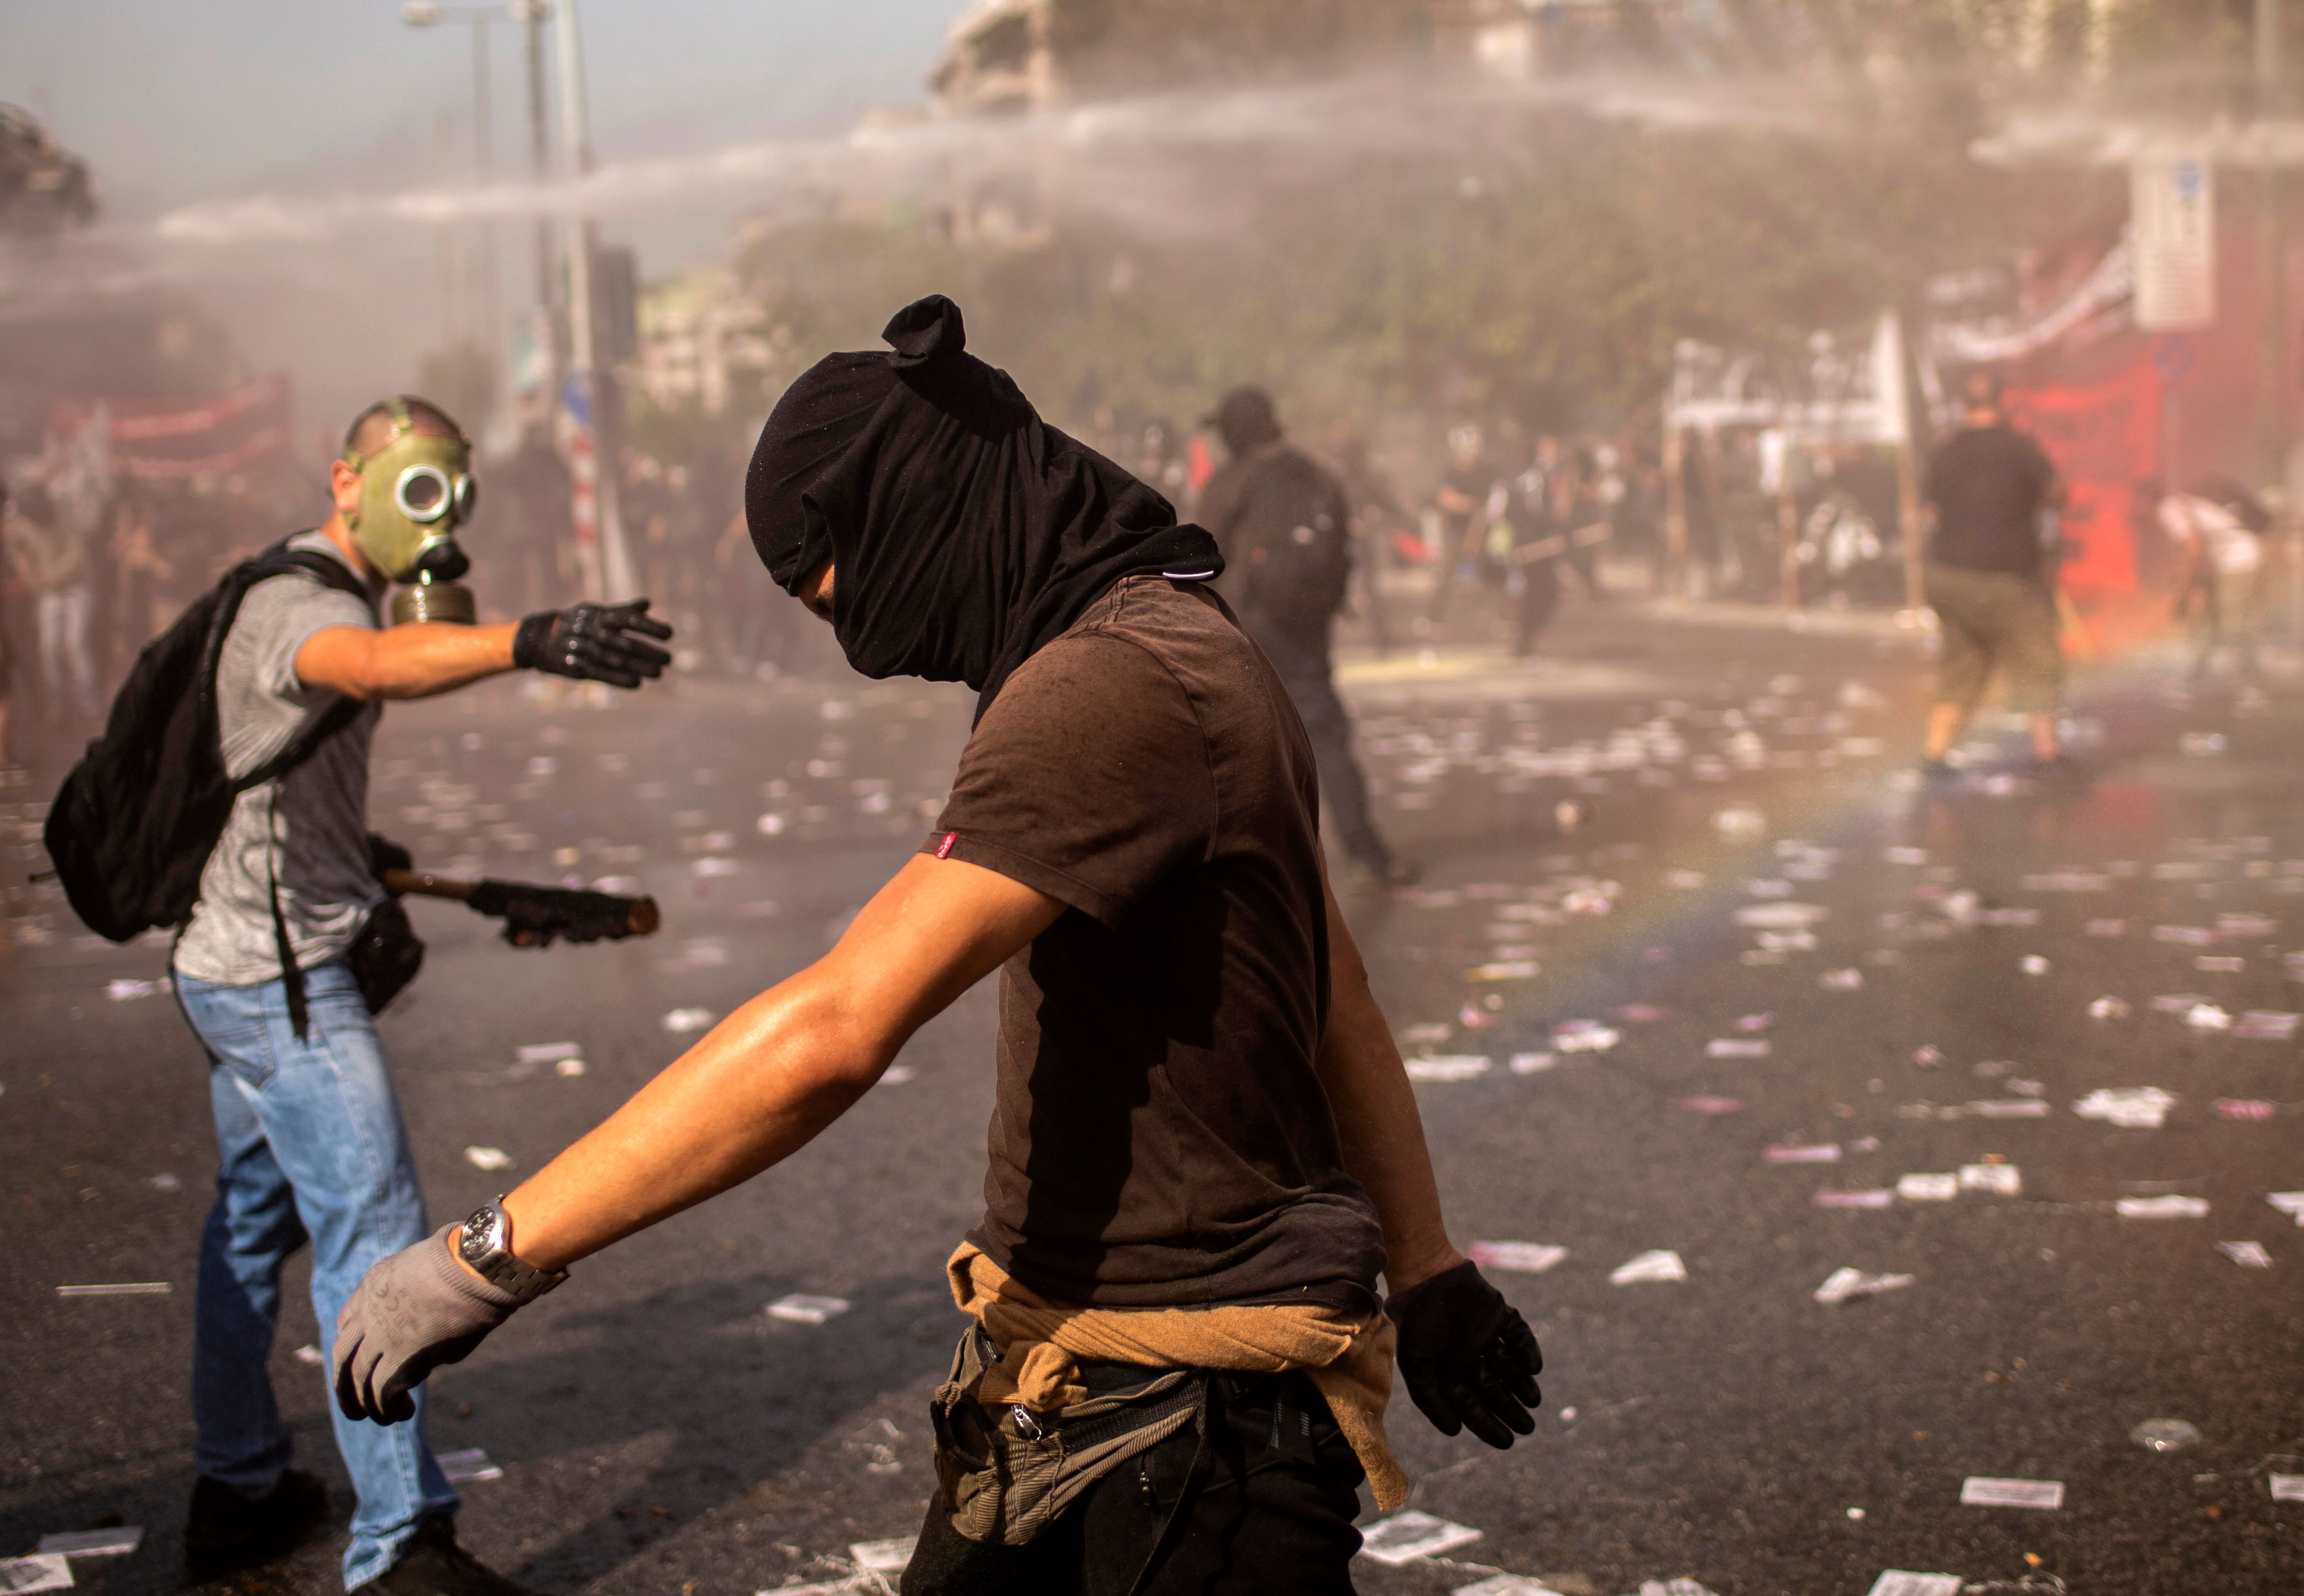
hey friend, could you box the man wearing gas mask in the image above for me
[169,396,671,1595]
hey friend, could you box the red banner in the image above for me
[48,374,293,482]
[2004,360,2161,597]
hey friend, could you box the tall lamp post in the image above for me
[550,0,635,601]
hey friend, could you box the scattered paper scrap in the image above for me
[2216,1240,2272,1268]
[0,1554,73,1593]
[1552,1021,1620,1054]
[662,1007,716,1034]
[2268,1193,2304,1226]
[34,1529,141,1558]
[2130,1418,2202,1453]
[55,1283,170,1297]
[1509,1052,1558,1075]
[1679,1095,1745,1115]
[1820,968,1863,990]
[849,1537,915,1574]
[1610,1250,1687,1285]
[1636,1581,1720,1596]
[1468,1242,1568,1275]
[2270,1474,2304,1503]
[437,1448,502,1483]
[1896,1173,1957,1203]
[295,1344,323,1366]
[2074,1088,2175,1129]
[1452,1578,1567,1596]
[1765,1143,1840,1164]
[1867,1574,1962,1596]
[516,1042,583,1064]
[1813,1189,1895,1209]
[1735,902,1827,928]
[1959,1164,2022,1197]
[1399,1023,1452,1046]
[1464,962,1540,982]
[2117,1195,2209,1219]
[768,1294,851,1325]
[2087,996,2129,1020]
[1814,1268,1914,1304]
[1706,1038,1770,1059]
[1965,1099,2051,1119]
[106,979,160,1001]
[1960,1477,2064,1510]
[1406,1055,1490,1082]
[463,1146,512,1172]
[1355,1509,1482,1566]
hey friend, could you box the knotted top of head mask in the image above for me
[745,295,1223,717]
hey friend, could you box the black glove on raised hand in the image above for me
[1386,1260,1544,1448]
[512,599,673,690]
[334,1225,524,1425]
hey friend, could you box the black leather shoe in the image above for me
[369,1519,543,1596]
[184,1467,331,1577]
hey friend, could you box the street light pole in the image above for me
[552,0,636,602]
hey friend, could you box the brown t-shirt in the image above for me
[923,574,1384,1310]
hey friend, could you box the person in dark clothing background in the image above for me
[1921,369,2068,774]
[1197,386,1412,890]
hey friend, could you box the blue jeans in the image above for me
[175,959,459,1589]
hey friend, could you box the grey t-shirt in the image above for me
[174,532,386,986]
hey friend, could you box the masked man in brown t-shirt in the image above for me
[333,297,1543,1595]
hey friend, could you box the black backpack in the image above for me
[44,539,369,943]
[1229,448,1353,638]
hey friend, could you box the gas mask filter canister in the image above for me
[341,396,480,625]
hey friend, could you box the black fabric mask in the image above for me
[746,295,1223,718]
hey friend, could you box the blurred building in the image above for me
[632,268,790,420]
[0,105,96,237]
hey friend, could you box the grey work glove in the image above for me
[334,1224,523,1425]
[1386,1259,1544,1449]
[512,599,674,689]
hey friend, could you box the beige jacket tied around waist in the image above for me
[945,1241,1410,1510]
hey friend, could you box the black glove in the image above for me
[334,1224,524,1425]
[1386,1260,1543,1448]
[512,599,673,689]
[466,879,638,948]
[367,833,413,882]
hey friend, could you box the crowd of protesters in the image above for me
[3,391,2271,777]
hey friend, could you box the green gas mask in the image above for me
[342,397,479,624]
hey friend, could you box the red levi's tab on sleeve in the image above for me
[935,831,959,859]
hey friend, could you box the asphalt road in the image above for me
[4,596,2301,1596]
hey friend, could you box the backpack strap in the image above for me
[222,538,379,1035]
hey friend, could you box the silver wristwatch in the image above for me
[456,1196,568,1304]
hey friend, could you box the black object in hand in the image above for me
[466,879,651,947]
[513,599,673,689]
[1386,1260,1543,1448]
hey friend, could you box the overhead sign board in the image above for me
[2132,154,2216,332]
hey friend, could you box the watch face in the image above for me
[459,1206,499,1264]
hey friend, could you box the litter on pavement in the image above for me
[32,1529,141,1558]
[1814,1268,1913,1304]
[1866,1576,1962,1596]
[1895,1173,1957,1202]
[2073,1088,2176,1129]
[2266,1193,2304,1225]
[1959,1477,2064,1509]
[662,1007,717,1034]
[1468,1242,1569,1274]
[2128,1418,2201,1453]
[54,1282,169,1297]
[2270,1474,2304,1503]
[0,1554,73,1593]
[768,1294,852,1325]
[2117,1195,2209,1219]
[464,1146,513,1172]
[1406,1055,1492,1082]
[2215,1241,2272,1268]
[1610,1250,1687,1285]
[1355,1509,1483,1565]
[437,1448,503,1483]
